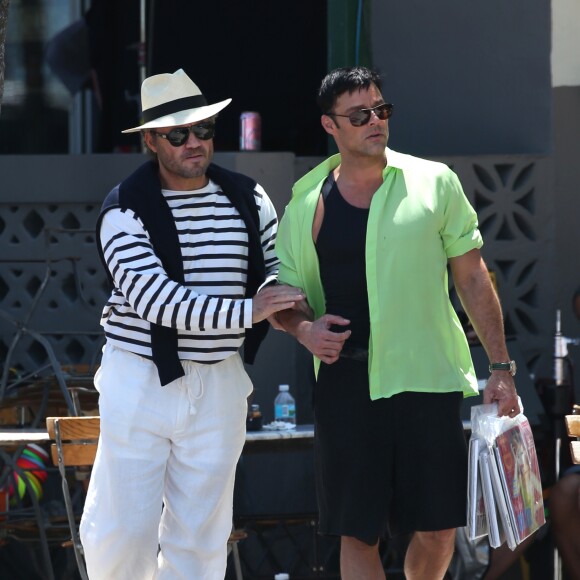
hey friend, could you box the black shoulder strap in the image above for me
[321,171,335,201]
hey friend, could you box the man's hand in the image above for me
[483,372,520,417]
[296,314,351,364]
[252,285,305,324]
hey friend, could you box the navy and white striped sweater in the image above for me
[97,161,278,384]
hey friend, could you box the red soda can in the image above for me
[240,112,261,151]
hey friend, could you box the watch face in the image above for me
[510,360,517,376]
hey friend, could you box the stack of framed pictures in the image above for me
[467,405,545,550]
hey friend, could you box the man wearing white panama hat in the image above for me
[80,69,305,579]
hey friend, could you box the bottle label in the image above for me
[275,403,296,420]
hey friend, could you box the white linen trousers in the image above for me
[80,344,252,580]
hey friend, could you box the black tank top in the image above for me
[316,174,370,348]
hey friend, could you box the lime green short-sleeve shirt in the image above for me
[276,148,482,400]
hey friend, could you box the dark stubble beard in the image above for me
[165,149,211,181]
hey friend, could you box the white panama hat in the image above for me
[122,68,232,133]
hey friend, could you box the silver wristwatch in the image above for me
[488,360,517,376]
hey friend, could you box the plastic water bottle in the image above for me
[274,384,296,424]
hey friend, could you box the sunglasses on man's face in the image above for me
[327,103,394,127]
[152,122,215,147]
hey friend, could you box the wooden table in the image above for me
[0,428,50,448]
[243,424,314,454]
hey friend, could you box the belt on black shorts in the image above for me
[339,345,368,362]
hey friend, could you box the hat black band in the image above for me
[142,95,208,124]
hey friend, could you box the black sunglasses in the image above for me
[327,103,394,127]
[152,122,215,146]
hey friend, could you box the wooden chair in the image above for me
[46,416,246,579]
[46,416,99,580]
[565,404,580,464]
[228,527,247,580]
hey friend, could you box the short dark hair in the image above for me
[317,66,383,114]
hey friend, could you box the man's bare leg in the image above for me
[404,528,456,580]
[340,536,386,580]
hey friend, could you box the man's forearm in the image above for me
[275,308,313,340]
[456,268,520,415]
[450,250,511,363]
[455,268,509,362]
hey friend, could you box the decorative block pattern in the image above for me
[0,205,107,379]
[443,156,555,375]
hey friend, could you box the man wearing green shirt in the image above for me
[275,67,519,580]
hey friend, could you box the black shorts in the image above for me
[314,357,468,545]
